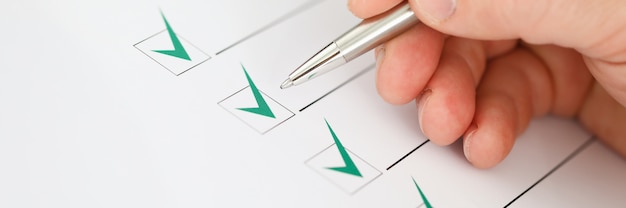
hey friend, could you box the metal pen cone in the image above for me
[284,42,346,87]
[280,79,294,89]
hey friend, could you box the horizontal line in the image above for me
[503,137,595,207]
[216,0,324,55]
[299,64,375,112]
[386,140,430,170]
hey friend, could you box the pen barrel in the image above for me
[335,2,418,61]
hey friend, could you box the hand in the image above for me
[348,0,626,168]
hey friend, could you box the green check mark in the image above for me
[412,177,432,208]
[325,119,362,177]
[152,11,191,61]
[237,64,276,118]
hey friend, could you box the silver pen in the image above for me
[280,1,419,89]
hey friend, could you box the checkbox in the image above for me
[134,29,210,75]
[218,86,295,134]
[306,144,382,194]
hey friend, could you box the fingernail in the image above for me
[417,89,432,132]
[463,123,477,163]
[415,0,457,22]
[375,45,385,71]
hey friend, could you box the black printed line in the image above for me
[216,0,323,55]
[299,64,374,112]
[386,140,430,171]
[503,137,596,207]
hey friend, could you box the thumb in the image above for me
[410,0,626,52]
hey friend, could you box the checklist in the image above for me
[0,0,625,208]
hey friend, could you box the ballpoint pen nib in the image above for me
[280,79,293,89]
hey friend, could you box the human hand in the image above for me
[348,0,626,168]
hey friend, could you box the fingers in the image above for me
[407,0,626,115]
[375,23,444,105]
[467,48,553,168]
[523,44,594,117]
[348,0,404,19]
[374,20,518,146]
[417,38,516,146]
[408,0,626,52]
[579,83,626,158]
[416,38,483,146]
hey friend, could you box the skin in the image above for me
[348,0,626,168]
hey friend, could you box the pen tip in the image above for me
[280,79,293,89]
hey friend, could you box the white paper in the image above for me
[1,0,625,207]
